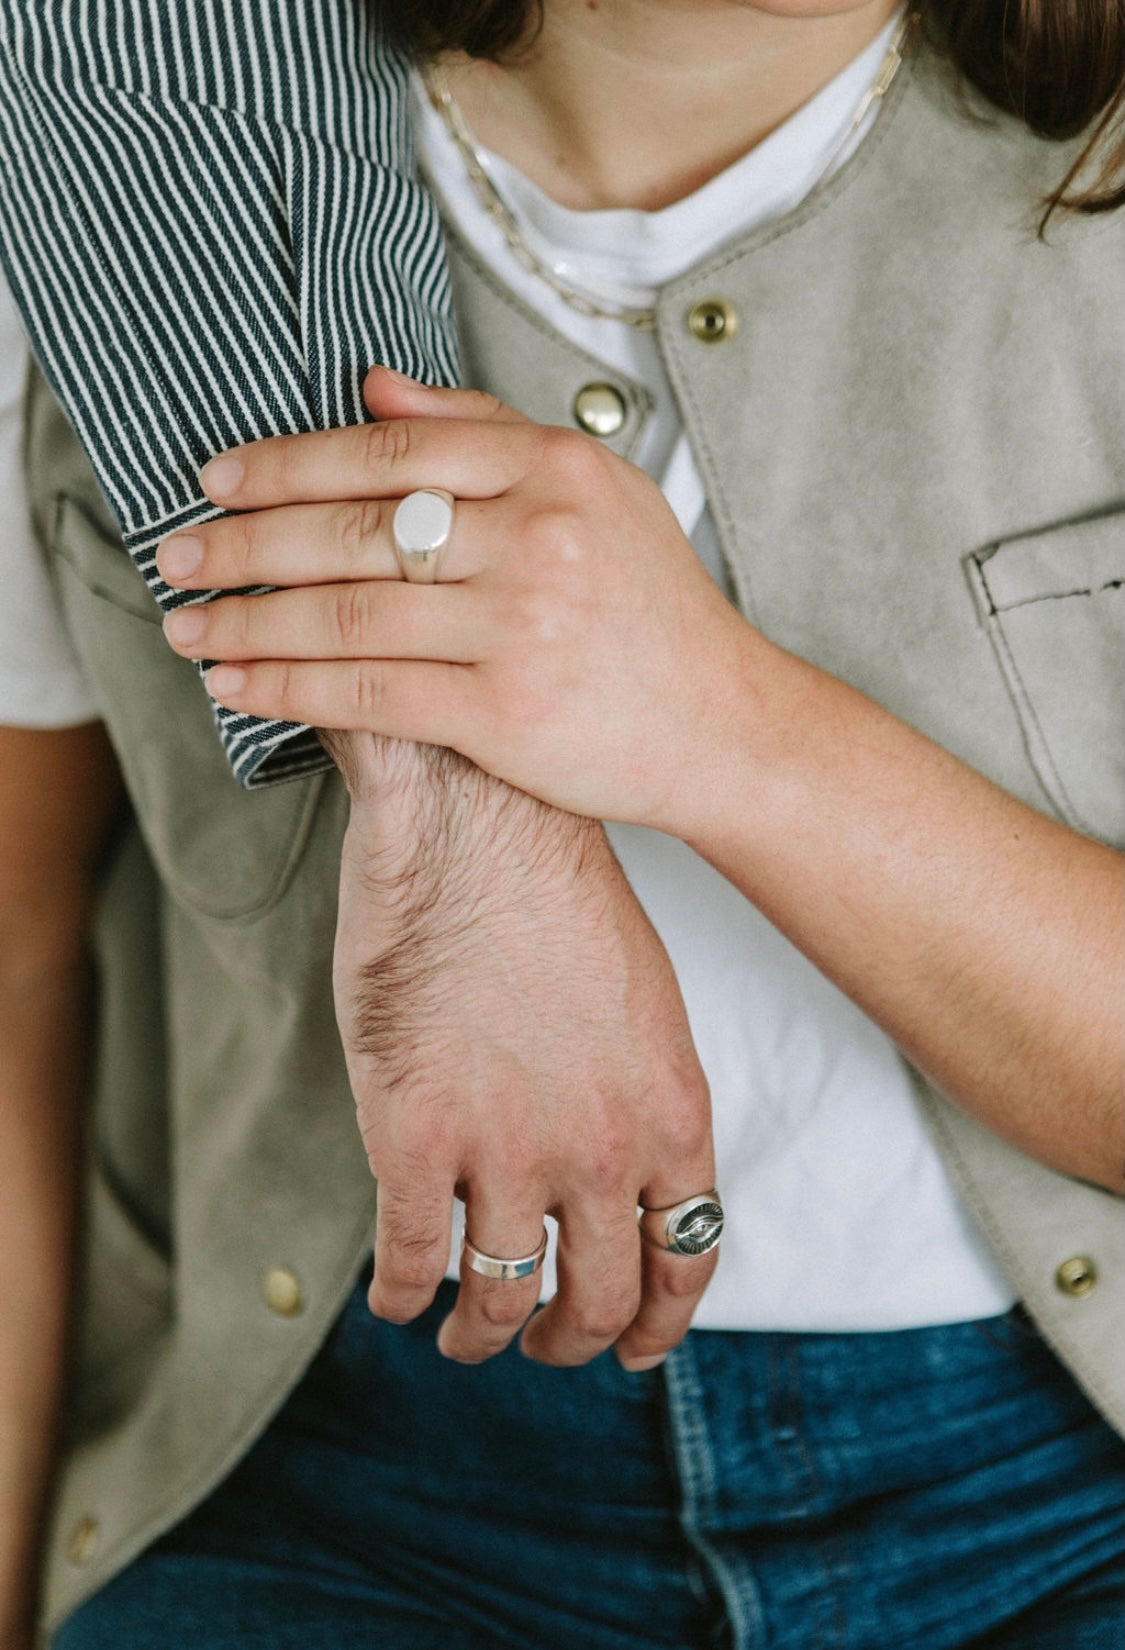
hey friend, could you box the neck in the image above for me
[441,0,902,211]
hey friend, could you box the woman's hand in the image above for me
[158,369,758,838]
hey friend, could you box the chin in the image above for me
[729,1,889,13]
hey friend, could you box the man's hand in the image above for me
[324,732,718,1369]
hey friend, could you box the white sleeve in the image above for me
[0,275,100,728]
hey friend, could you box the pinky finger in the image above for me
[204,658,479,745]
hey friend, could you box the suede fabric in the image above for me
[25,37,1124,1636]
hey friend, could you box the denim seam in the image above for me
[663,1341,766,1650]
[769,1340,848,1650]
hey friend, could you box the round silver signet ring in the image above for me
[462,1227,549,1282]
[392,488,455,583]
[638,1190,724,1257]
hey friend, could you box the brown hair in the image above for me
[929,0,1124,220]
[385,0,1124,222]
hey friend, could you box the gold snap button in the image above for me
[262,1266,304,1317]
[573,382,627,438]
[1055,1255,1098,1298]
[687,298,738,344]
[67,1516,100,1567]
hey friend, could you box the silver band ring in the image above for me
[462,1227,548,1282]
[638,1190,724,1257]
[392,488,455,584]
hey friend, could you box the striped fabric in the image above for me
[0,0,460,784]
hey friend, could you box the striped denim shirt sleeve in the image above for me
[0,0,460,786]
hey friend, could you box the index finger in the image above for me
[368,1172,456,1326]
[199,416,547,511]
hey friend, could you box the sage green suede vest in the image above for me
[27,40,1124,1635]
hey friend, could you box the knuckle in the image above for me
[380,1205,447,1258]
[393,1258,442,1294]
[333,581,371,651]
[230,598,257,653]
[378,1246,445,1296]
[573,1307,630,1344]
[660,1253,717,1300]
[364,417,412,473]
[527,502,589,574]
[227,511,261,583]
[509,586,563,648]
[270,660,294,710]
[353,662,387,720]
[339,498,385,566]
[572,1291,638,1343]
[655,1075,713,1162]
[468,389,507,421]
[542,425,600,485]
[478,1286,534,1330]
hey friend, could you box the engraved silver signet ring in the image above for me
[638,1191,724,1257]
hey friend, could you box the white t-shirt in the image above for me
[0,279,99,726]
[415,17,1016,1330]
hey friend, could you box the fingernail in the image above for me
[378,366,419,385]
[619,1353,667,1373]
[205,665,246,699]
[157,534,204,581]
[163,607,207,645]
[199,454,244,500]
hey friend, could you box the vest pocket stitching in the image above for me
[994,579,1123,613]
[972,573,1085,830]
[966,515,1125,844]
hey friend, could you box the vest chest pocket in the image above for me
[51,494,326,919]
[968,511,1125,848]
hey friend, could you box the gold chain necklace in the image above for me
[422,11,916,332]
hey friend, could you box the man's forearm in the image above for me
[318,728,717,1369]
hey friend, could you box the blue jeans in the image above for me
[56,1277,1124,1649]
